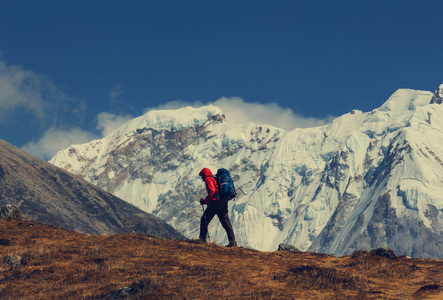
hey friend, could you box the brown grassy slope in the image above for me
[1,219,442,300]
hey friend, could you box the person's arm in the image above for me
[204,177,217,204]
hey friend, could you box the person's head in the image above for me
[199,168,213,180]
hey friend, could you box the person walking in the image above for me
[198,168,237,247]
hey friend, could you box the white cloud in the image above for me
[96,112,133,136]
[211,97,332,130]
[22,112,133,160]
[108,85,123,106]
[0,59,68,122]
[143,99,204,114]
[0,57,92,160]
[144,97,333,131]
[22,127,99,161]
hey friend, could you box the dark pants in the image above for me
[200,200,235,242]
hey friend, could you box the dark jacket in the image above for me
[199,168,218,204]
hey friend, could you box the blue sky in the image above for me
[0,0,442,160]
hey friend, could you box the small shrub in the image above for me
[278,243,301,253]
[369,248,397,259]
[275,264,363,291]
[417,284,441,292]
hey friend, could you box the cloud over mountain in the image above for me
[144,97,333,130]
[211,97,333,130]
[0,58,331,160]
[0,58,65,122]
[20,94,331,160]
[22,127,98,160]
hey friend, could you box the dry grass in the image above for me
[0,219,442,299]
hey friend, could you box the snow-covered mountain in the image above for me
[50,85,443,258]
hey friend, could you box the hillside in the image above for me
[0,138,183,239]
[1,218,442,299]
[50,86,443,258]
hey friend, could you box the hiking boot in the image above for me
[227,240,237,247]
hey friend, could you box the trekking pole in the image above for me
[201,204,210,243]
[238,186,246,196]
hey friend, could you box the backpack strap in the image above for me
[213,175,220,200]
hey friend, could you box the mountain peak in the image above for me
[430,84,443,104]
[116,105,224,137]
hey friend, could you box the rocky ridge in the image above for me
[0,138,184,239]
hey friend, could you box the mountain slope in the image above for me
[1,218,442,299]
[50,87,443,258]
[0,138,184,239]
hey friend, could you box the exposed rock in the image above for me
[104,286,141,299]
[3,255,27,268]
[0,204,23,220]
[430,84,443,104]
[278,243,301,253]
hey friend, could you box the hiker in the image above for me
[198,168,237,247]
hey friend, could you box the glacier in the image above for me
[50,87,443,258]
